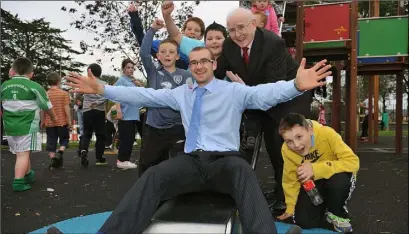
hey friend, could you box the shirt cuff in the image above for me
[287,79,304,96]
[103,85,115,100]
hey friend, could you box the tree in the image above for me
[61,1,200,76]
[403,70,409,117]
[358,1,407,17]
[100,74,118,85]
[379,75,397,113]
[0,8,85,86]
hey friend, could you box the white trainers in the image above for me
[326,212,353,233]
[116,160,138,169]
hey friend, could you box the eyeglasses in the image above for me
[189,58,214,67]
[227,20,253,35]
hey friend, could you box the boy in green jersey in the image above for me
[1,57,56,192]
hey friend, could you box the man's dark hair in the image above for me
[47,72,61,86]
[121,58,135,70]
[159,38,179,49]
[12,57,34,75]
[88,63,102,77]
[182,17,206,37]
[204,21,228,40]
[278,113,310,135]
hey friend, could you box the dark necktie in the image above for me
[242,47,249,65]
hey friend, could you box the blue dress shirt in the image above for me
[103,78,301,152]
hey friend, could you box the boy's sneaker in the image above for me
[96,157,108,166]
[326,212,353,233]
[116,160,137,169]
[80,150,89,167]
[24,170,36,184]
[53,150,64,168]
[13,178,31,192]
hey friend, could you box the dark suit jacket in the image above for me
[215,28,312,123]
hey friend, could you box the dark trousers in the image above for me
[139,124,185,176]
[105,121,116,147]
[293,172,355,229]
[45,126,70,152]
[80,110,106,159]
[118,120,141,162]
[241,114,285,203]
[361,114,369,138]
[262,117,285,203]
[99,152,277,234]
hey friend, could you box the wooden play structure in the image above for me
[288,0,408,153]
[239,1,407,153]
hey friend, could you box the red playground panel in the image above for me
[304,3,351,42]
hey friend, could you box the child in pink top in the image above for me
[251,0,283,36]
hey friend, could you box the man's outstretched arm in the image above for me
[232,59,332,111]
[65,70,181,111]
[103,86,180,111]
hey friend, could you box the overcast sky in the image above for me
[2,1,239,77]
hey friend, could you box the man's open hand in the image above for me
[226,71,245,84]
[65,69,105,95]
[295,58,331,91]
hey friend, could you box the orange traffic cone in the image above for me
[71,120,78,141]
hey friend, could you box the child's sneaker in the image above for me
[13,178,31,192]
[51,150,64,168]
[24,170,36,184]
[116,160,137,169]
[326,212,353,232]
[80,150,89,167]
[96,157,108,166]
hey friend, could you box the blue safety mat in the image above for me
[30,211,336,234]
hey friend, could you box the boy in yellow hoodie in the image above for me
[277,113,359,233]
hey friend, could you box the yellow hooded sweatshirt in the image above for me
[281,120,360,215]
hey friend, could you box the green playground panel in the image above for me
[304,41,346,49]
[358,16,408,57]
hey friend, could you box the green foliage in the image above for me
[61,1,200,75]
[0,8,85,86]
[100,75,118,85]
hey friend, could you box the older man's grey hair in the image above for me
[226,7,256,23]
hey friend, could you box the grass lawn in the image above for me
[379,130,408,136]
[1,139,142,151]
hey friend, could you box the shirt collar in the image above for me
[12,75,29,80]
[192,77,217,93]
[246,39,254,51]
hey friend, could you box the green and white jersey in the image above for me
[1,76,52,136]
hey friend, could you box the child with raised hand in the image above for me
[137,18,192,176]
[251,0,284,36]
[1,57,56,192]
[277,113,359,232]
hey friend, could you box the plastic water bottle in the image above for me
[111,109,117,119]
[302,180,323,206]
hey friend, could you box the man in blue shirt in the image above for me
[64,47,331,234]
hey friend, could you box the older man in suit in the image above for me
[215,8,314,214]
